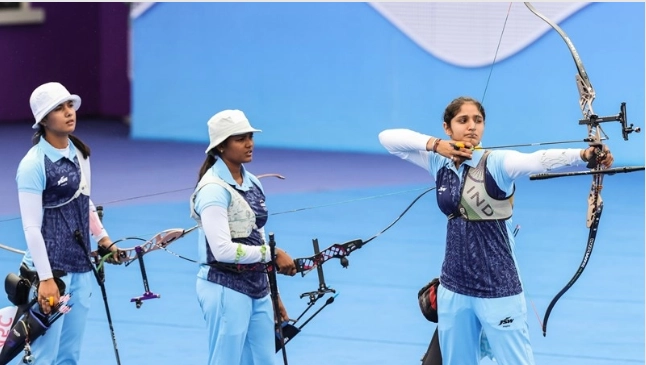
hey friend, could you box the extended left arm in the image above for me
[502,148,589,180]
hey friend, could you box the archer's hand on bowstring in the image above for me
[427,138,474,164]
[275,248,297,276]
[581,144,614,168]
[98,237,122,265]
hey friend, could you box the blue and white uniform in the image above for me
[379,129,586,365]
[190,158,274,365]
[16,136,107,365]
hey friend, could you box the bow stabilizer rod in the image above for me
[82,206,122,365]
[267,233,289,365]
[530,166,644,181]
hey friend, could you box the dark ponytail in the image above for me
[69,134,91,159]
[197,152,218,184]
[31,125,44,146]
[31,122,91,159]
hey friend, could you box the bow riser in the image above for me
[294,240,362,276]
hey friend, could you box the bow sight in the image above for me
[578,102,641,142]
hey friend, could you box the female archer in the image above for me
[379,96,613,364]
[190,109,297,365]
[15,82,121,364]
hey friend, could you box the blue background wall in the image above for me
[131,2,644,165]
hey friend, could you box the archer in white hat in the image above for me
[12,82,122,365]
[30,82,81,129]
[189,109,297,364]
[204,109,261,154]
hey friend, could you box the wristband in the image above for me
[432,138,441,153]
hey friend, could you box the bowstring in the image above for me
[482,2,544,329]
[0,185,436,255]
[98,187,194,205]
[0,184,436,261]
[493,218,544,329]
[0,185,432,227]
[122,185,438,265]
[481,2,513,104]
[125,185,436,238]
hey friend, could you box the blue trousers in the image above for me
[23,271,93,365]
[437,284,535,365]
[196,278,275,365]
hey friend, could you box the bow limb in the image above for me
[91,173,285,267]
[92,226,199,269]
[0,228,198,268]
[0,243,25,255]
[293,186,436,276]
[1,226,198,269]
[92,172,285,268]
[256,173,286,180]
[524,3,596,122]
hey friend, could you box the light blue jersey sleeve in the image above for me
[483,150,515,195]
[194,184,230,216]
[16,148,45,194]
[427,153,449,182]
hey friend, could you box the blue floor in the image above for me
[0,120,643,365]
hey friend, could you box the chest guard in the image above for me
[190,174,255,239]
[457,150,513,221]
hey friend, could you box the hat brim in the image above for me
[205,127,262,154]
[32,94,82,129]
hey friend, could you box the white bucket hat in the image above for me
[29,82,82,129]
[205,110,261,154]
